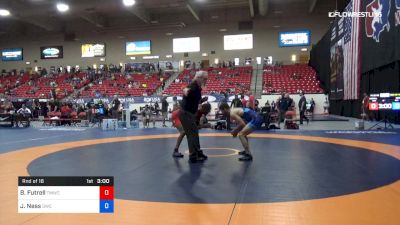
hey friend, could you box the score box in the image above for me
[18,176,114,213]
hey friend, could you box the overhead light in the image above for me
[291,54,297,62]
[219,28,227,32]
[202,53,208,57]
[166,55,173,58]
[26,62,31,65]
[130,57,136,60]
[0,9,11,17]
[166,32,173,36]
[100,58,105,62]
[56,3,69,13]
[143,55,159,59]
[301,48,308,52]
[123,0,136,7]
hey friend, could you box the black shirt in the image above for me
[112,99,120,110]
[161,99,169,112]
[279,98,290,111]
[298,96,307,111]
[231,98,242,108]
[182,81,202,114]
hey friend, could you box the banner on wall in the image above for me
[158,61,179,71]
[69,95,224,105]
[330,0,362,100]
[9,95,235,105]
[362,0,400,73]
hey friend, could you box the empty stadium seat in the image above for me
[262,65,323,94]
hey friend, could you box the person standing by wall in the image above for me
[111,95,120,119]
[161,96,169,127]
[298,91,309,125]
[323,97,330,114]
[231,95,243,108]
[179,71,208,163]
[277,93,287,127]
[361,93,370,121]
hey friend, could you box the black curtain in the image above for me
[310,0,400,124]
[309,30,331,92]
[317,61,400,123]
[329,100,361,118]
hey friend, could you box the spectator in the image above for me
[298,91,309,125]
[1,100,14,113]
[309,98,315,116]
[16,104,32,127]
[111,95,121,119]
[361,93,370,120]
[60,103,72,126]
[154,101,160,116]
[231,95,243,108]
[141,105,152,128]
[161,96,169,127]
[277,93,291,127]
[241,95,247,108]
[323,97,330,114]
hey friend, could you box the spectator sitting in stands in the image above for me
[95,90,102,98]
[1,100,14,113]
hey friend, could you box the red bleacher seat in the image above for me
[163,67,252,96]
[79,73,162,97]
[262,65,323,94]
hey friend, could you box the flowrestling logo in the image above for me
[328,11,382,17]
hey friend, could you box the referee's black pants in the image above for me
[179,110,200,158]
[300,110,309,124]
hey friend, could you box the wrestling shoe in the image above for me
[238,154,253,161]
[238,151,246,155]
[189,156,205,163]
[172,151,184,158]
[197,150,208,160]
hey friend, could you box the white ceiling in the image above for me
[0,0,344,38]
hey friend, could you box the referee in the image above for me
[179,71,208,163]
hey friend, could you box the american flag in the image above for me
[343,0,361,100]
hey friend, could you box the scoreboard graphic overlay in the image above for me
[18,176,114,213]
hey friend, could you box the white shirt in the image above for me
[17,108,31,114]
